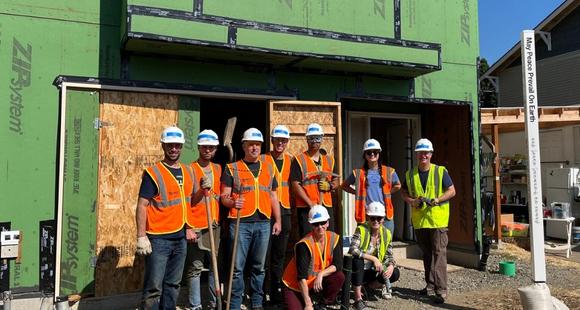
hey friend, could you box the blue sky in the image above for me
[478,0,565,65]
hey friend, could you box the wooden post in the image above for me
[492,124,502,242]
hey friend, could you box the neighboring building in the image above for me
[481,0,580,240]
[483,0,580,107]
[0,0,482,304]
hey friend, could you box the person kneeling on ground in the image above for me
[349,202,400,310]
[282,205,344,310]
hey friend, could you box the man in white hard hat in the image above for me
[349,202,400,310]
[291,123,339,237]
[135,126,195,310]
[281,205,344,310]
[262,125,294,303]
[220,128,282,310]
[400,138,456,304]
[183,129,222,310]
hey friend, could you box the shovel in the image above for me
[223,117,237,163]
[204,189,222,310]
[225,193,241,310]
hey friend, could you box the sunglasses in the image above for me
[312,220,328,227]
[368,216,383,222]
[307,136,323,143]
[365,150,380,156]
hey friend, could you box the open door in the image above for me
[268,101,343,235]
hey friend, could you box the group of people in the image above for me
[135,123,456,310]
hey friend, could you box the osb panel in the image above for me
[95,91,179,296]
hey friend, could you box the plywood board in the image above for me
[95,91,179,296]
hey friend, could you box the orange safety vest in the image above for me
[261,153,292,209]
[188,161,222,229]
[144,162,194,234]
[295,152,335,208]
[353,165,395,223]
[227,160,274,219]
[282,231,339,291]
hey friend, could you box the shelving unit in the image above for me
[500,157,529,222]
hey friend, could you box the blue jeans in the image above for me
[141,237,187,310]
[383,219,394,236]
[229,220,271,310]
[184,240,217,308]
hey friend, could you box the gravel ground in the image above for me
[360,243,580,310]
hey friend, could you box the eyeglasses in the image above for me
[307,136,323,143]
[368,216,383,222]
[312,220,328,227]
[365,150,380,156]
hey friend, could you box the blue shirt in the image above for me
[345,168,400,205]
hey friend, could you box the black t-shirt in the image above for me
[401,166,453,191]
[221,160,278,222]
[290,154,337,183]
[296,235,343,280]
[138,163,186,239]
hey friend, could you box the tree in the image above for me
[478,58,498,107]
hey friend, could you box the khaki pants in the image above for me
[415,228,448,295]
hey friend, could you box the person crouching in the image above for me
[281,205,344,310]
[349,202,400,310]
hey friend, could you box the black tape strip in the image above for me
[0,222,11,292]
[39,220,56,293]
[194,0,203,16]
[128,5,441,51]
[228,26,237,46]
[394,0,401,39]
[53,75,297,98]
[127,31,441,72]
[339,93,471,106]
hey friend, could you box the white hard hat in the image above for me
[414,138,434,152]
[271,125,290,139]
[363,139,382,151]
[197,129,219,146]
[308,205,330,224]
[160,126,185,144]
[366,202,386,217]
[242,128,264,142]
[305,123,324,136]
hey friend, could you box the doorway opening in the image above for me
[346,112,421,241]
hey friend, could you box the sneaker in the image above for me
[381,286,392,300]
[433,293,446,304]
[353,299,368,310]
[418,287,435,296]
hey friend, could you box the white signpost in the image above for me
[520,30,546,283]
[516,30,564,309]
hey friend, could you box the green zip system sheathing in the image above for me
[1,0,481,293]
[0,1,121,292]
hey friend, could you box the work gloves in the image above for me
[201,176,212,190]
[136,236,152,255]
[318,180,331,192]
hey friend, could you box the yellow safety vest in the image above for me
[405,165,450,229]
[357,223,391,263]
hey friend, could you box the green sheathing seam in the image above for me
[203,0,395,38]
[178,97,201,163]
[59,90,100,296]
[236,28,438,66]
[1,0,120,26]
[130,15,228,44]
[128,0,193,12]
[0,7,120,290]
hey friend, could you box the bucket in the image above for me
[499,261,516,277]
[573,226,580,244]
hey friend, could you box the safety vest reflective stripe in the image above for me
[353,165,395,223]
[295,152,334,208]
[282,231,339,291]
[188,162,221,229]
[227,160,274,219]
[406,165,450,229]
[145,162,193,234]
[358,224,391,263]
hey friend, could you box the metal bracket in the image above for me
[536,31,552,51]
[94,118,113,129]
